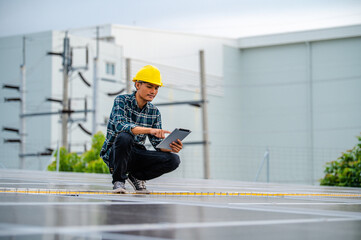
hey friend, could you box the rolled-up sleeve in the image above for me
[149,110,163,149]
[111,96,137,135]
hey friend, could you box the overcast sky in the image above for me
[1,0,361,38]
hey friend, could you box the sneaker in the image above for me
[127,174,150,194]
[113,181,127,193]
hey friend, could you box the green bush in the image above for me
[47,131,109,174]
[320,134,361,187]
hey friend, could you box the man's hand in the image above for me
[149,129,171,139]
[160,139,183,153]
[170,139,183,153]
[133,127,182,153]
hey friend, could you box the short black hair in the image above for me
[134,80,145,89]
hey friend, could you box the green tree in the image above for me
[47,131,109,174]
[47,147,81,172]
[82,131,109,173]
[320,134,361,187]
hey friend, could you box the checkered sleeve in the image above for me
[100,96,137,161]
[149,109,163,150]
[112,96,137,135]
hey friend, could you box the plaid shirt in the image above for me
[100,92,162,164]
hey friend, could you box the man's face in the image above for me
[136,82,159,102]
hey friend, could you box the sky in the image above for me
[0,0,361,38]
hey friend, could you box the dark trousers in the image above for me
[110,132,180,183]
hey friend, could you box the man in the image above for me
[100,65,183,194]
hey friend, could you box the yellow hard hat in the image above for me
[132,65,163,87]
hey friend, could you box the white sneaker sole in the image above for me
[113,187,127,194]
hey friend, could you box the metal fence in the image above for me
[0,141,345,185]
[166,144,344,185]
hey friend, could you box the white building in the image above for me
[1,24,360,184]
[0,30,123,169]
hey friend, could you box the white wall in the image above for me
[220,37,361,184]
[110,24,236,75]
[311,37,361,180]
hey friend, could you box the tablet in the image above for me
[156,128,191,150]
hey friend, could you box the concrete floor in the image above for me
[0,169,361,240]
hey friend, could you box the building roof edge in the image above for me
[237,24,361,48]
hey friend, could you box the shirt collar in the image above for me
[131,91,149,112]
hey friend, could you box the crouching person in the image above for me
[100,65,182,194]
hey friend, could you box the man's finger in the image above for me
[158,130,170,139]
[172,141,182,147]
[171,142,182,152]
[171,146,180,153]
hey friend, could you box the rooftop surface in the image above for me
[0,169,361,239]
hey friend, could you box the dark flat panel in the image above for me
[0,204,324,227]
[0,193,107,203]
[122,220,361,240]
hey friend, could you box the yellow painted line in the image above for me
[149,192,361,197]
[0,189,361,198]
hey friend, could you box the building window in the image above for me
[106,62,115,75]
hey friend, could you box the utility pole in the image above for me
[19,36,26,169]
[306,42,314,185]
[126,58,132,93]
[62,32,71,149]
[92,26,99,135]
[200,50,210,179]
[15,32,89,158]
